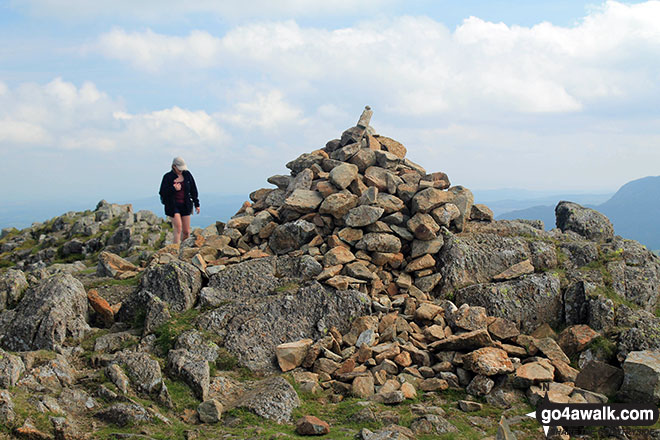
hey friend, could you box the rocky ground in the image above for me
[0,108,659,439]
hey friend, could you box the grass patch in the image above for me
[0,258,15,268]
[274,282,300,293]
[153,309,201,353]
[164,378,199,412]
[586,336,617,363]
[592,285,638,310]
[215,347,238,371]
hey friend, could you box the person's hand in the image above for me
[173,182,182,191]
[195,206,201,215]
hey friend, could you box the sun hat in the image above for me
[172,157,188,171]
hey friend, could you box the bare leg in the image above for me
[172,214,182,244]
[181,214,192,242]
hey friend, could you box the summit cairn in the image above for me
[216,106,475,302]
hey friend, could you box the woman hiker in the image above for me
[159,157,200,244]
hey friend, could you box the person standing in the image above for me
[159,157,200,244]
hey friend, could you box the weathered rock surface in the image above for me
[455,273,562,333]
[556,201,614,241]
[197,280,370,372]
[0,274,89,351]
[0,269,28,310]
[232,376,300,423]
[619,350,660,404]
[137,259,202,312]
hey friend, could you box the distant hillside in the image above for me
[498,176,660,250]
[0,193,248,231]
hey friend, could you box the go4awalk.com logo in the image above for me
[526,394,659,437]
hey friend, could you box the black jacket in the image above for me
[159,170,199,217]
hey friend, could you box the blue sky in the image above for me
[2,0,659,210]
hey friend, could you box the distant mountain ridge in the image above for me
[498,175,660,250]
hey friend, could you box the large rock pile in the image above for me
[175,107,491,305]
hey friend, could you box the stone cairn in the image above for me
[165,107,616,414]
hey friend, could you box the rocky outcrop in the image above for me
[555,201,614,241]
[0,269,28,311]
[136,259,202,313]
[0,200,165,272]
[619,350,660,404]
[0,274,89,351]
[197,276,370,372]
[454,273,562,333]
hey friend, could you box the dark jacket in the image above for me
[159,170,199,217]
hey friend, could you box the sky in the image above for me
[2,0,660,211]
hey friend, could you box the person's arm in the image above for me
[189,172,200,212]
[159,174,172,204]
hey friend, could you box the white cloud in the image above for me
[219,89,303,129]
[0,78,229,153]
[93,2,660,115]
[96,29,221,71]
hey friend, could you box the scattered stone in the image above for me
[463,347,514,376]
[557,325,600,357]
[458,400,483,412]
[277,339,313,372]
[97,251,139,279]
[198,399,223,424]
[296,415,331,435]
[575,360,624,396]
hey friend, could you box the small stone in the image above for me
[557,325,600,357]
[285,190,323,213]
[329,163,359,189]
[405,254,436,272]
[463,347,514,376]
[344,205,384,227]
[513,361,555,388]
[488,318,520,341]
[470,204,494,221]
[352,375,375,398]
[276,339,314,372]
[407,213,440,240]
[534,337,570,364]
[466,375,494,396]
[296,415,331,435]
[319,193,359,219]
[458,400,483,412]
[411,188,453,213]
[197,399,223,424]
[415,303,442,321]
[400,382,417,399]
[323,246,356,266]
[377,390,405,405]
[419,378,449,392]
[87,289,115,327]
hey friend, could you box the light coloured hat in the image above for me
[172,157,188,171]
